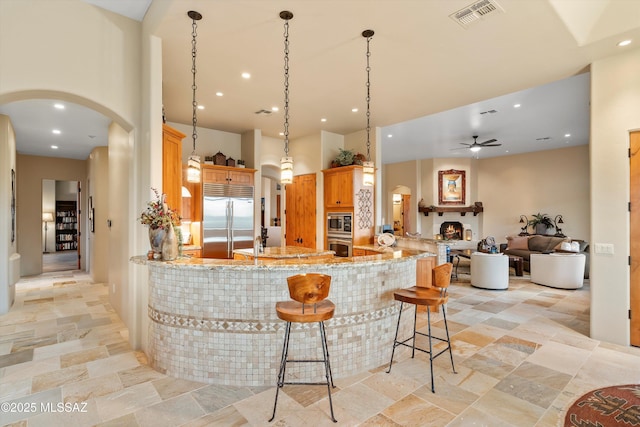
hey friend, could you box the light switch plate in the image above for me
[594,243,614,254]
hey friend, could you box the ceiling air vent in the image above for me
[450,0,504,28]
[254,109,272,115]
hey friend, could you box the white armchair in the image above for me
[530,253,586,289]
[471,252,509,290]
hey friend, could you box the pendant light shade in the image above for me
[362,161,375,186]
[280,156,294,184]
[280,11,294,185]
[186,10,202,183]
[362,29,375,187]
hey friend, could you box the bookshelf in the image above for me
[55,201,77,251]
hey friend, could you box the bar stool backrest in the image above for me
[287,273,332,305]
[432,263,453,297]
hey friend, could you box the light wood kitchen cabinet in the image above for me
[323,167,355,207]
[285,173,317,249]
[162,124,185,215]
[182,166,202,222]
[202,165,255,186]
[322,165,375,247]
[182,248,202,258]
[353,248,382,256]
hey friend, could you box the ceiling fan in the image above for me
[458,135,501,152]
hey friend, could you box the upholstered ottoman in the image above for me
[530,253,586,289]
[471,252,509,290]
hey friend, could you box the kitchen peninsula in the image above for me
[232,246,335,260]
[132,248,432,386]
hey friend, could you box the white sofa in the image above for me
[530,253,586,289]
[471,252,509,290]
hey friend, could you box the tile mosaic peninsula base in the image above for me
[146,257,419,386]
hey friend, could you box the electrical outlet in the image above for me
[594,243,614,254]
[112,283,116,293]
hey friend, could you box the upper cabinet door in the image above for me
[162,124,186,215]
[323,167,354,208]
[203,165,255,186]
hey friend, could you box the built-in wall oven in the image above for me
[327,236,353,258]
[327,212,353,257]
[327,213,352,235]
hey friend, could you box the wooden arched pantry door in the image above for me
[285,173,317,249]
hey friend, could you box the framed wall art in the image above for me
[438,169,465,205]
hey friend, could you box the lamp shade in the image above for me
[42,212,54,222]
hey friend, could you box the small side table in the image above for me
[508,255,524,276]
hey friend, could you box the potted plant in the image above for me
[528,213,554,235]
[139,188,182,259]
[334,148,355,166]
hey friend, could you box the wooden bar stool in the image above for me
[386,262,456,393]
[269,273,337,423]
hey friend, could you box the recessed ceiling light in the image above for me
[197,105,205,110]
[54,103,65,110]
[272,107,279,112]
[513,104,521,108]
[617,39,632,47]
[241,72,251,79]
[387,134,393,138]
[52,129,61,134]
[565,133,571,137]
[352,108,358,113]
[215,92,223,97]
[320,118,327,122]
[51,145,58,149]
[279,132,284,136]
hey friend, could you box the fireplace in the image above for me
[440,221,463,240]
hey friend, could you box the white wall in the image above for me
[168,121,242,166]
[479,145,589,243]
[0,0,144,347]
[0,115,17,314]
[590,47,640,345]
[88,146,109,283]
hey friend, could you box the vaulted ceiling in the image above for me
[2,0,639,163]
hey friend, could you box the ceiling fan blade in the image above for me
[481,143,502,147]
[450,146,470,150]
[459,143,472,146]
[479,139,497,145]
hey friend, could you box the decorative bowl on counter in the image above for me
[377,232,396,248]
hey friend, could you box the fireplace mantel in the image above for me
[419,205,483,216]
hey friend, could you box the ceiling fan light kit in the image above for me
[458,135,502,153]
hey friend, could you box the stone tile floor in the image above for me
[1,267,640,426]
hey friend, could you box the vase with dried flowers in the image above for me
[139,188,181,260]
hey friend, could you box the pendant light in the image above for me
[280,11,294,185]
[186,10,202,183]
[362,29,375,187]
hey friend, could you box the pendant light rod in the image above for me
[362,29,375,187]
[281,10,293,157]
[189,10,202,153]
[186,10,203,183]
[363,29,374,162]
[280,10,294,185]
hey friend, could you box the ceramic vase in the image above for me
[149,227,165,257]
[161,224,179,261]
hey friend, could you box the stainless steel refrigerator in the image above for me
[202,183,254,258]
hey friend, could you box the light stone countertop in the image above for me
[233,246,335,259]
[131,247,429,270]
